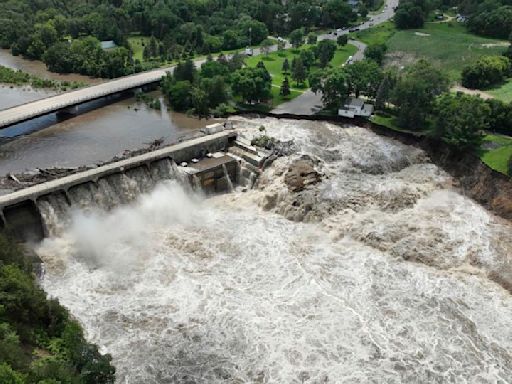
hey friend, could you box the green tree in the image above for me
[394,2,425,29]
[461,56,511,89]
[282,58,290,74]
[280,76,291,97]
[308,70,323,94]
[201,76,229,107]
[174,59,197,82]
[321,69,350,109]
[291,57,307,86]
[307,33,317,45]
[323,0,355,28]
[315,39,337,68]
[433,93,490,151]
[299,48,316,70]
[375,69,398,110]
[231,67,272,103]
[391,60,450,129]
[289,28,304,48]
[164,80,194,111]
[345,60,383,98]
[43,43,73,73]
[337,35,348,46]
[191,87,210,117]
[364,43,387,65]
[200,60,229,78]
[0,363,24,384]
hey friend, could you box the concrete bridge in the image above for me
[0,68,168,129]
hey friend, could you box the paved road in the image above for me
[272,0,398,115]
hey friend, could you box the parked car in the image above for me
[245,47,253,56]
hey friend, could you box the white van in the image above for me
[245,47,253,56]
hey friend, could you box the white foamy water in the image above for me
[37,118,512,383]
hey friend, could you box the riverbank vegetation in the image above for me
[0,65,84,91]
[0,234,115,383]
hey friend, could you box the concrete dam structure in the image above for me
[0,127,268,242]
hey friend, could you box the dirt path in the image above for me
[451,85,495,100]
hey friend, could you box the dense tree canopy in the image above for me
[0,0,360,78]
[0,234,115,383]
[391,60,450,129]
[433,93,489,151]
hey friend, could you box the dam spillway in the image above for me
[0,128,266,241]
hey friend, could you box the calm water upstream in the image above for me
[36,118,512,384]
[0,90,218,175]
[0,48,102,84]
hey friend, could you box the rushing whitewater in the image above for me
[37,118,512,383]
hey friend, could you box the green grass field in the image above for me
[488,80,512,103]
[353,21,396,46]
[386,22,508,81]
[245,44,357,106]
[128,36,151,62]
[481,134,512,175]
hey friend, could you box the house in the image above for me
[338,97,374,118]
[100,40,117,50]
[455,14,467,23]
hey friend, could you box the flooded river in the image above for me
[0,48,102,84]
[0,93,217,175]
[0,50,216,176]
[36,118,512,383]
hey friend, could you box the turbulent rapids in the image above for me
[36,118,512,383]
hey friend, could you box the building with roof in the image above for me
[338,97,374,118]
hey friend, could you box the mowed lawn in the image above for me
[386,23,508,81]
[488,80,512,103]
[481,134,512,175]
[245,44,357,106]
[353,21,396,46]
[128,36,151,62]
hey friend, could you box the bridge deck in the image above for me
[0,68,168,129]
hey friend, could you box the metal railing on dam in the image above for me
[0,68,168,129]
[0,130,239,241]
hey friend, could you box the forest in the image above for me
[0,0,383,78]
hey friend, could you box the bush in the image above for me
[461,56,511,89]
[0,363,24,384]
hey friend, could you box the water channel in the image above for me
[0,51,217,176]
[2,50,512,383]
[36,117,512,383]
